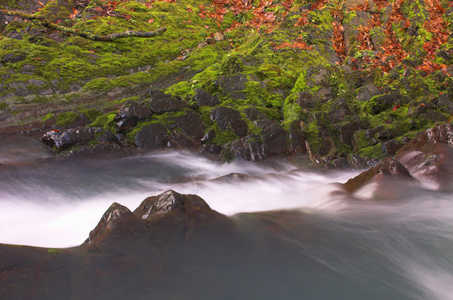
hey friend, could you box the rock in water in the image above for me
[42,127,96,150]
[343,157,413,194]
[395,124,453,191]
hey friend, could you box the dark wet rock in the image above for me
[368,89,410,114]
[201,128,216,143]
[134,123,170,149]
[42,127,96,150]
[395,124,453,191]
[97,130,119,144]
[221,136,263,161]
[381,139,404,155]
[210,173,250,183]
[356,84,379,101]
[194,89,220,107]
[2,52,26,64]
[366,126,385,139]
[200,143,222,156]
[434,92,453,114]
[85,202,148,245]
[376,128,395,140]
[147,90,186,114]
[340,122,362,148]
[328,98,352,124]
[255,120,290,158]
[344,157,413,194]
[210,106,248,138]
[114,100,152,132]
[215,74,248,99]
[169,110,205,143]
[288,121,308,155]
[134,190,234,239]
[243,107,268,121]
[296,91,317,109]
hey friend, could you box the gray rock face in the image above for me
[41,127,96,150]
[147,90,186,114]
[134,123,170,149]
[169,110,206,149]
[210,106,248,138]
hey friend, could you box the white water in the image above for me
[0,147,358,247]
[1,138,453,300]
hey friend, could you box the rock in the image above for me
[222,136,264,161]
[296,91,317,109]
[255,120,290,158]
[147,90,186,114]
[2,52,26,64]
[134,123,170,149]
[243,107,268,121]
[288,121,308,155]
[41,127,96,150]
[395,124,453,190]
[85,202,147,244]
[343,157,413,194]
[114,100,152,132]
[169,110,205,148]
[210,106,248,138]
[194,89,220,107]
[356,84,379,101]
[134,190,233,239]
[214,32,224,42]
[215,74,248,99]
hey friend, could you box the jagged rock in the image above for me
[356,84,379,102]
[134,122,170,149]
[147,90,186,114]
[395,124,453,190]
[194,89,220,107]
[222,136,264,161]
[85,202,147,244]
[114,100,152,132]
[41,127,96,150]
[210,106,248,138]
[343,157,413,194]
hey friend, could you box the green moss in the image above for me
[303,122,323,154]
[210,129,239,145]
[0,101,8,110]
[89,113,117,132]
[42,112,54,122]
[55,112,79,126]
[80,108,101,122]
[357,143,385,159]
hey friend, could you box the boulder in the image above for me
[215,74,248,99]
[210,106,248,138]
[255,120,290,158]
[194,89,220,107]
[134,123,170,149]
[114,100,152,132]
[147,90,186,114]
[134,190,234,239]
[41,127,96,150]
[169,110,205,145]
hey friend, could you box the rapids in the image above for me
[1,137,452,300]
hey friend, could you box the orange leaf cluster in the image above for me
[275,40,313,50]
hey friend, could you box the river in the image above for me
[0,137,452,300]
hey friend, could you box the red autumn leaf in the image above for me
[148,18,154,23]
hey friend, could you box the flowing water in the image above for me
[1,137,452,300]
